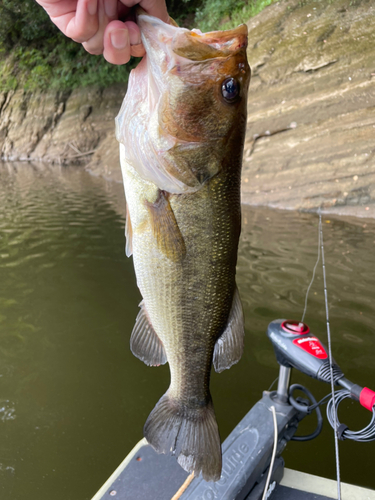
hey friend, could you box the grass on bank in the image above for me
[195,0,274,32]
[0,43,133,92]
[0,0,276,93]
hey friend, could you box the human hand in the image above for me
[35,0,169,64]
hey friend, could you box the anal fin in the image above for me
[130,301,167,366]
[213,286,245,373]
[145,190,186,262]
[125,203,133,257]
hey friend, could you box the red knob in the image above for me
[281,320,310,335]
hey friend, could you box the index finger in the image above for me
[48,0,99,42]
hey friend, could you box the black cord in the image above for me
[288,385,375,442]
[289,384,323,441]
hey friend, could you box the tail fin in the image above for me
[144,391,222,482]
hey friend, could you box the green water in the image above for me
[1,162,374,499]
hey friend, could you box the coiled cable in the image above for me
[326,390,375,442]
[288,384,375,442]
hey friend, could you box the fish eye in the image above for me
[221,78,240,103]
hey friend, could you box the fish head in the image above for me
[116,13,250,193]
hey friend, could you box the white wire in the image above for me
[301,219,321,323]
[262,405,278,500]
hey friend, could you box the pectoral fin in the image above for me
[130,301,167,366]
[125,203,133,257]
[213,287,245,373]
[145,191,186,262]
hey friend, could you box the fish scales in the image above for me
[116,11,250,482]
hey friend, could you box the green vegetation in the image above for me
[195,0,275,32]
[0,0,132,92]
[0,0,276,92]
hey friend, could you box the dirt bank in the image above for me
[0,85,124,183]
[242,0,375,218]
[0,0,374,216]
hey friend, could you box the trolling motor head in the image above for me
[267,319,344,384]
[267,319,375,412]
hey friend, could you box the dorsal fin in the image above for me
[145,190,186,262]
[130,301,167,367]
[213,286,245,373]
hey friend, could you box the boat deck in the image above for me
[91,439,375,500]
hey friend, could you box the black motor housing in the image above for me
[267,319,344,384]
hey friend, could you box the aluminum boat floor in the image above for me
[91,439,375,500]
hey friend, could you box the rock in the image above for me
[0,84,124,170]
[0,89,71,161]
[86,133,123,184]
[242,0,375,217]
[84,85,124,184]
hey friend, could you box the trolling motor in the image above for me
[181,319,375,500]
[268,319,375,442]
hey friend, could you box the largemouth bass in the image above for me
[116,12,250,482]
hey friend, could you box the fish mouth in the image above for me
[171,25,248,61]
[136,10,250,131]
[116,12,250,194]
[136,9,248,65]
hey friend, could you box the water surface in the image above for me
[1,162,374,499]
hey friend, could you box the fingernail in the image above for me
[131,33,141,46]
[110,29,129,50]
[87,0,97,16]
[127,22,142,46]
